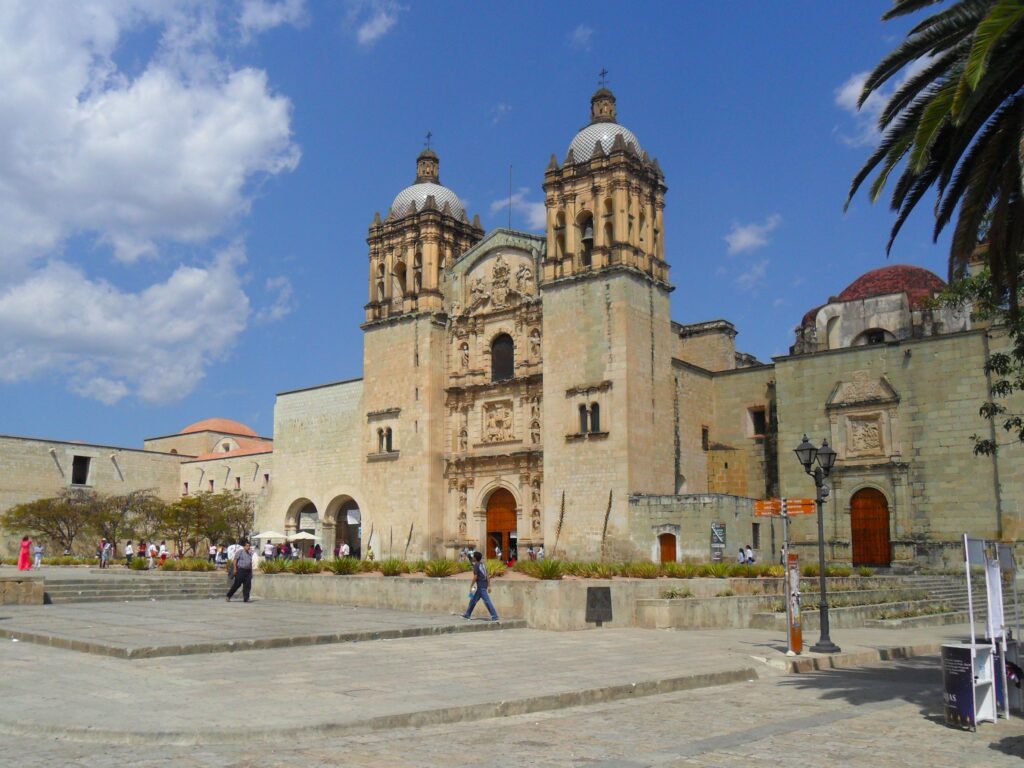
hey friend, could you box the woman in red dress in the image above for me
[17,535,32,570]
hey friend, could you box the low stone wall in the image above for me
[0,573,44,605]
[253,574,913,631]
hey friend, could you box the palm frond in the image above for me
[910,79,959,171]
[966,0,1024,88]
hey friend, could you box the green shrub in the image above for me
[379,558,406,577]
[259,558,287,574]
[857,566,875,577]
[619,561,661,579]
[826,565,853,577]
[327,557,361,575]
[408,559,427,574]
[359,559,378,573]
[586,562,618,579]
[698,562,731,578]
[661,562,697,578]
[762,564,785,578]
[534,559,565,580]
[289,558,324,575]
[128,557,150,571]
[560,561,584,577]
[662,588,693,599]
[423,559,457,578]
[717,589,736,597]
[485,559,507,577]
[161,558,214,572]
[801,564,820,577]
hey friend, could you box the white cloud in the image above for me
[256,275,294,323]
[0,1,300,403]
[490,187,547,231]
[347,0,402,48]
[834,56,933,147]
[724,214,781,255]
[0,245,250,404]
[568,24,593,51]
[736,259,769,292]
[490,102,512,125]
[239,0,307,40]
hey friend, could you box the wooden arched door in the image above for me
[659,533,677,563]
[850,488,891,566]
[486,489,517,561]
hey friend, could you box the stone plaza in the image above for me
[1,573,1023,767]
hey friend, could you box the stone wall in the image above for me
[260,378,365,557]
[775,329,1022,567]
[672,320,737,372]
[628,493,766,563]
[0,435,183,555]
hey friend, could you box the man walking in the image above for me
[461,551,499,622]
[226,540,254,603]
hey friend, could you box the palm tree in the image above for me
[847,0,1024,315]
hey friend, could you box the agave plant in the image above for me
[327,556,361,575]
[378,557,406,577]
[423,558,457,578]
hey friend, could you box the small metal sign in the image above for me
[585,586,613,626]
[710,521,726,562]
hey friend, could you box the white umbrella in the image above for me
[288,532,319,541]
[252,530,287,540]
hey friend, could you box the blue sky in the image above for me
[0,1,949,447]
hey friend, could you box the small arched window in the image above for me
[589,403,601,433]
[385,427,393,452]
[491,334,514,382]
[377,428,385,453]
[578,404,589,434]
[393,261,407,297]
[577,212,594,267]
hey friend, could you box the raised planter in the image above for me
[0,573,45,605]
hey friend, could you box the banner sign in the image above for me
[787,551,802,655]
[710,522,726,562]
[942,645,977,730]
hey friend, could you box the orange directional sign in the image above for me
[754,498,781,516]
[782,498,816,515]
[756,498,816,516]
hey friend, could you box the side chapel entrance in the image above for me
[850,488,892,567]
[659,533,677,563]
[485,488,517,561]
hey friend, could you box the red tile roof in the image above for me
[179,418,258,437]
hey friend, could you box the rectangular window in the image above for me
[263,473,270,486]
[208,479,214,492]
[183,482,189,495]
[71,455,91,485]
[749,407,768,437]
[234,477,241,491]
[701,427,709,452]
[752,522,761,550]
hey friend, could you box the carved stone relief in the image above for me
[483,400,514,443]
[847,415,883,456]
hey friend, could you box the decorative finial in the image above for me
[598,67,609,88]
[424,130,433,150]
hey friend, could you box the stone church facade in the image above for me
[1,88,1021,567]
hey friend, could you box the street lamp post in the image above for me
[794,434,841,654]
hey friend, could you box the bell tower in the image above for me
[540,86,675,560]
[542,87,668,284]
[365,147,483,322]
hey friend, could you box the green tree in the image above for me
[196,492,253,545]
[1,489,96,553]
[847,0,1024,312]
[159,496,202,556]
[91,490,159,547]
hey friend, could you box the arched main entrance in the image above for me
[850,488,891,567]
[486,488,517,560]
[324,496,363,559]
[659,533,677,563]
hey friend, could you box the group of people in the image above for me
[15,535,39,570]
[122,540,171,569]
[737,544,756,564]
[256,540,324,560]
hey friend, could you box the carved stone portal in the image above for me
[483,400,514,443]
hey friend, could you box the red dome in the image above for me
[179,418,258,437]
[837,264,945,308]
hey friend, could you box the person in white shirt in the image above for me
[340,542,350,558]
[147,542,157,569]
[209,544,217,563]
[536,545,545,561]
[226,541,239,580]
[264,540,275,559]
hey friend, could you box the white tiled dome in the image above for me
[390,182,465,219]
[569,122,642,159]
